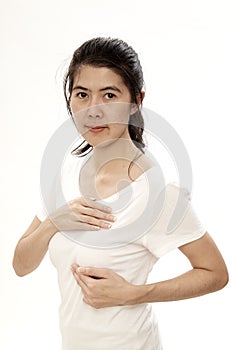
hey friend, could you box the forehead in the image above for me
[73,65,126,89]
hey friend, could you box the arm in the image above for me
[12,216,57,277]
[131,232,229,304]
[13,197,115,277]
[72,232,229,308]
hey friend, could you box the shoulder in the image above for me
[129,153,157,181]
[165,182,191,201]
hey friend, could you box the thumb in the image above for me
[78,266,109,278]
[71,263,80,271]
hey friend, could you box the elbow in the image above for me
[213,267,229,292]
[13,265,32,277]
[14,269,27,277]
[220,271,229,290]
[12,261,28,277]
[12,256,32,277]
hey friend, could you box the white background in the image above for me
[1,0,232,349]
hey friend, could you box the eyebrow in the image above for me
[72,85,122,93]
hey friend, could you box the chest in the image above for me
[48,233,155,284]
[79,160,132,200]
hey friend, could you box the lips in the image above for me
[85,125,108,133]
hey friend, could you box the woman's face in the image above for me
[70,65,135,148]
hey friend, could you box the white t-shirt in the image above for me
[37,151,206,350]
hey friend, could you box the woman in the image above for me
[13,37,228,350]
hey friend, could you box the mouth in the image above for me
[85,125,108,133]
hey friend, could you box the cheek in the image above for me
[70,98,87,116]
[107,103,131,124]
[71,107,87,135]
[71,115,83,134]
[70,98,78,113]
[109,123,128,138]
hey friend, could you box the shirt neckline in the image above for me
[76,151,157,202]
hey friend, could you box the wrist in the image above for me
[41,218,58,241]
[124,283,154,305]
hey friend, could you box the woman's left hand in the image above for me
[71,264,138,309]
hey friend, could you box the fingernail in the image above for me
[106,207,112,213]
[71,264,79,271]
[78,267,85,273]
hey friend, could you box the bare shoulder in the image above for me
[130,153,156,181]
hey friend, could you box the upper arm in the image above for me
[13,216,48,276]
[18,215,42,242]
[179,232,228,278]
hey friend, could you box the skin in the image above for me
[71,233,228,308]
[13,65,229,310]
[70,64,136,148]
[12,66,146,276]
[69,65,228,308]
[70,65,153,201]
[12,198,116,276]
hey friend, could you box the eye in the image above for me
[105,92,116,99]
[76,92,88,99]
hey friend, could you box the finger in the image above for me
[82,207,116,222]
[73,271,90,294]
[71,263,80,272]
[81,197,113,213]
[77,272,96,285]
[71,221,101,231]
[78,266,110,279]
[72,265,102,280]
[78,215,112,230]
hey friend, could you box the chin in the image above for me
[92,137,118,149]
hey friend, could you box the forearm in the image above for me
[128,268,227,305]
[13,219,57,276]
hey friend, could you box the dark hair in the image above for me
[63,37,146,159]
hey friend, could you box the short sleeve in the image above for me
[36,203,48,222]
[142,183,207,258]
[35,183,49,222]
[35,143,82,223]
[35,171,58,222]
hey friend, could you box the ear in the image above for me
[138,91,145,104]
[130,91,145,114]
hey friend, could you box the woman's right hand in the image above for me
[47,197,116,232]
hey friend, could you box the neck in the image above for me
[91,137,142,173]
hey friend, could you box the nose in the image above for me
[87,101,104,119]
[87,93,104,119]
